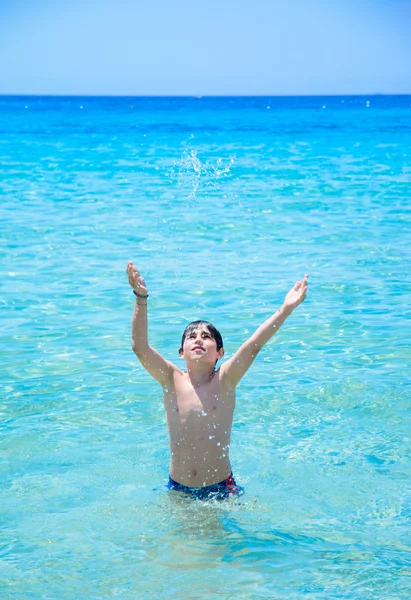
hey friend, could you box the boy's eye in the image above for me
[186,331,211,340]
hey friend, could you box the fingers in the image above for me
[126,261,141,278]
[293,275,308,289]
[301,274,308,299]
[126,261,144,290]
[292,274,308,301]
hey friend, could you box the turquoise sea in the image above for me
[1,95,410,599]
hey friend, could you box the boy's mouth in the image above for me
[192,345,204,351]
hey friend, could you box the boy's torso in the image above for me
[163,369,236,487]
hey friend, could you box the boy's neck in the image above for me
[186,362,216,387]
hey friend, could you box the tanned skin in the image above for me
[126,261,308,488]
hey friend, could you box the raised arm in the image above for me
[126,262,177,386]
[220,275,308,388]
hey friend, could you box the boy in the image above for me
[126,261,308,500]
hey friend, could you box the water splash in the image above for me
[171,149,235,198]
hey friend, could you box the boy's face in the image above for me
[180,325,224,365]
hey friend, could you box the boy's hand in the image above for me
[283,274,308,310]
[126,261,148,296]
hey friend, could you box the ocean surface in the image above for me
[1,95,410,599]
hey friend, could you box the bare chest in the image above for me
[164,374,235,425]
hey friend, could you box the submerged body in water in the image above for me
[168,472,243,500]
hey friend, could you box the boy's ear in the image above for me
[217,348,224,359]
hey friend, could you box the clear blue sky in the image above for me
[1,0,410,96]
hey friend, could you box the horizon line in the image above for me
[1,92,410,99]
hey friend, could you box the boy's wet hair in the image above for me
[179,320,223,354]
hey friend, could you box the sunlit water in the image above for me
[1,95,410,599]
